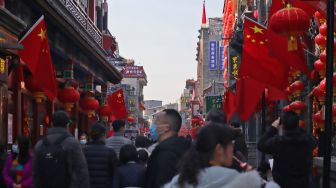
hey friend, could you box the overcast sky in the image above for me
[108,0,223,104]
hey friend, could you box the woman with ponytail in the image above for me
[164,124,280,188]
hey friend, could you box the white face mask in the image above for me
[12,144,19,153]
[79,139,87,145]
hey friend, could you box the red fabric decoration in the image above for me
[107,89,128,120]
[18,16,57,100]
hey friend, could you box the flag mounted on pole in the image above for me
[239,18,289,90]
[18,16,57,100]
[108,88,128,120]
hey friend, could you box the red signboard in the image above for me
[122,66,146,78]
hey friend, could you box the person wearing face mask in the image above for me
[145,109,191,188]
[147,122,159,154]
[258,111,316,188]
[79,132,88,148]
[3,136,33,188]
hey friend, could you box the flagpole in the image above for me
[323,0,335,187]
[261,90,266,162]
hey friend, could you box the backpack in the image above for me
[36,134,71,188]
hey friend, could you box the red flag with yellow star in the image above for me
[18,16,57,100]
[239,18,289,90]
[108,88,128,120]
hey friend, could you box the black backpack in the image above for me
[37,134,71,188]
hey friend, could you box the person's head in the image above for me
[52,110,71,128]
[155,109,182,141]
[205,109,227,125]
[119,144,138,164]
[137,149,149,164]
[90,123,106,142]
[135,136,148,148]
[281,111,299,130]
[230,122,242,134]
[112,120,126,133]
[178,123,238,186]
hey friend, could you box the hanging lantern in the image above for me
[269,4,310,51]
[98,104,111,122]
[290,80,305,97]
[313,112,324,130]
[319,78,326,91]
[320,50,326,63]
[25,76,46,103]
[314,11,325,24]
[80,96,99,117]
[314,59,326,78]
[58,86,80,111]
[311,86,325,105]
[127,116,135,123]
[289,101,306,114]
[315,34,327,50]
[319,23,327,36]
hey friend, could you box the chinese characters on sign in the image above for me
[219,46,224,70]
[122,66,146,78]
[232,56,239,78]
[209,41,217,70]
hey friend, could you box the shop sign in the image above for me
[209,41,217,70]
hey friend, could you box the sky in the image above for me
[108,0,223,104]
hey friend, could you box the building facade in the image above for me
[0,0,122,145]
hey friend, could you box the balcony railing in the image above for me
[59,0,102,47]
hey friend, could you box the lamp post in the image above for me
[323,1,335,188]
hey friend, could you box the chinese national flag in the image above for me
[235,77,266,121]
[223,89,236,121]
[268,0,310,76]
[18,16,57,100]
[108,88,128,120]
[239,18,288,90]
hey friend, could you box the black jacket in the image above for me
[84,140,118,188]
[145,136,191,188]
[234,133,248,159]
[33,127,90,188]
[113,162,146,188]
[257,127,316,188]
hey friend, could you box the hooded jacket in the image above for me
[145,136,191,188]
[164,167,280,188]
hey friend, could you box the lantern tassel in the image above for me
[288,36,298,51]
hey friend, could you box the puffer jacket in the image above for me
[84,140,118,188]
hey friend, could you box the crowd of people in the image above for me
[0,108,315,188]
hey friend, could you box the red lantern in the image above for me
[314,59,326,78]
[127,116,135,123]
[25,76,46,103]
[320,50,326,63]
[289,101,306,114]
[314,11,325,24]
[319,78,326,91]
[311,86,325,105]
[319,23,327,36]
[58,86,80,111]
[80,96,99,117]
[315,34,327,49]
[269,5,310,51]
[98,104,111,122]
[290,80,305,97]
[313,112,324,129]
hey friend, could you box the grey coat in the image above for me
[33,127,90,188]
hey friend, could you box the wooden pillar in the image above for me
[0,0,4,8]
[89,0,96,22]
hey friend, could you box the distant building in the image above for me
[196,11,224,113]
